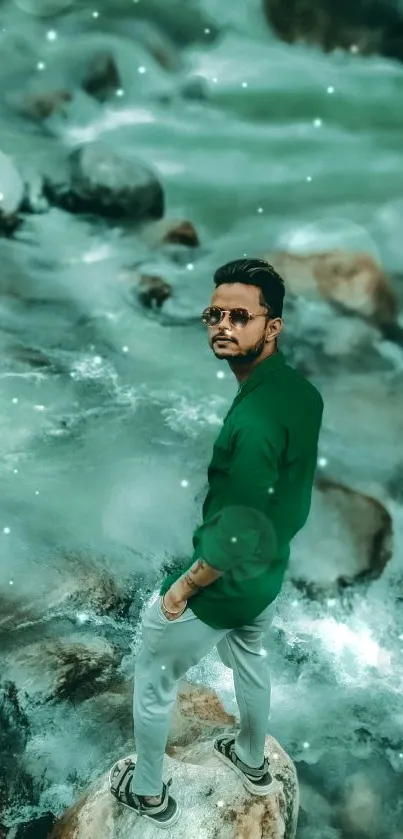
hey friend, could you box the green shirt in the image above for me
[160,350,323,629]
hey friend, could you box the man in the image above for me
[109,258,324,828]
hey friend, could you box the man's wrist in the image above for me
[175,558,224,600]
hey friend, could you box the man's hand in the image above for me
[161,583,187,621]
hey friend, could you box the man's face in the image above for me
[206,283,276,365]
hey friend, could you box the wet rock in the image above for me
[47,735,298,839]
[137,274,173,308]
[266,250,399,330]
[263,0,403,62]
[0,150,24,236]
[44,142,164,221]
[128,0,219,47]
[4,634,119,704]
[0,681,33,817]
[82,52,122,102]
[291,477,393,597]
[339,772,381,836]
[12,90,72,122]
[10,813,56,839]
[180,76,209,101]
[141,218,200,248]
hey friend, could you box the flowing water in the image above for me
[1,1,403,837]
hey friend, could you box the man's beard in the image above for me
[213,334,266,365]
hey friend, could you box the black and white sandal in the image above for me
[109,756,180,829]
[214,736,277,796]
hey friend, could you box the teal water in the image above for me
[1,1,403,837]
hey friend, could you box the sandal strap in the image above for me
[110,757,133,795]
[135,778,172,816]
[217,737,267,779]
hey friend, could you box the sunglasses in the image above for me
[201,307,270,329]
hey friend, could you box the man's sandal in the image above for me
[109,756,180,829]
[214,736,278,796]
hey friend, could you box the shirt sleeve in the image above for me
[196,420,285,573]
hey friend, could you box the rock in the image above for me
[82,52,122,102]
[44,143,164,221]
[9,814,56,839]
[290,477,393,596]
[0,150,24,236]
[12,90,72,121]
[141,218,200,248]
[47,735,298,839]
[4,634,119,703]
[339,772,381,835]
[137,274,173,308]
[266,250,399,329]
[262,0,403,62]
[0,681,32,817]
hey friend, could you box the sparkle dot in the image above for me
[92,10,99,17]
[161,665,166,670]
[212,77,218,83]
[306,176,312,182]
[291,600,298,607]
[37,62,46,71]
[138,66,146,74]
[327,598,336,606]
[318,456,327,467]
[303,741,310,749]
[217,800,224,808]
[35,491,39,496]
[181,480,189,488]
[122,346,129,353]
[204,28,211,34]
[9,580,14,585]
[116,88,124,97]
[34,404,45,411]
[313,118,322,127]
[399,753,403,759]
[12,398,18,404]
[13,469,18,474]
[327,86,334,94]
[272,752,279,759]
[350,44,359,54]
[94,356,102,364]
[231,536,237,543]
[3,527,10,534]
[259,648,267,657]
[257,207,264,214]
[216,370,225,379]
[268,487,275,494]
[46,30,57,41]
[242,81,248,88]
[0,193,3,201]
[186,263,194,271]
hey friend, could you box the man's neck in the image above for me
[229,347,277,386]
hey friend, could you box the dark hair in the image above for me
[213,258,285,318]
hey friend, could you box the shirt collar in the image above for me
[229,350,286,415]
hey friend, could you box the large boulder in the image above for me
[47,736,299,839]
[266,250,399,331]
[290,477,393,597]
[0,150,24,236]
[44,143,164,221]
[263,0,403,62]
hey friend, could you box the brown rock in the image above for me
[262,0,403,62]
[48,734,299,839]
[137,274,173,308]
[267,250,399,327]
[291,476,393,595]
[82,52,122,102]
[16,90,72,121]
[140,218,200,248]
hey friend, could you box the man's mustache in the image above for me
[213,336,237,344]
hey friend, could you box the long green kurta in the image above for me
[160,350,323,629]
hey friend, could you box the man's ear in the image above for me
[266,318,283,341]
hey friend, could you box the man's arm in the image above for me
[163,418,284,612]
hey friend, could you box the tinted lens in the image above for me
[203,307,222,325]
[230,309,249,327]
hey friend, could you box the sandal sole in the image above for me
[108,756,181,829]
[214,740,279,797]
